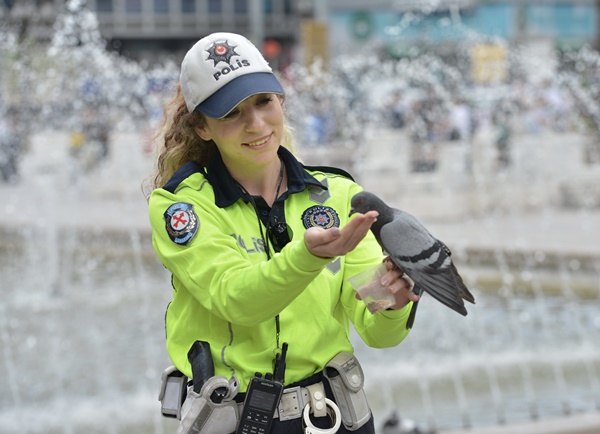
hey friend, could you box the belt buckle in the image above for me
[278,386,304,421]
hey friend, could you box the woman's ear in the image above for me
[194,125,211,141]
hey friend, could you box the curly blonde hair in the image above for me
[148,83,296,193]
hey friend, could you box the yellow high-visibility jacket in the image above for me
[148,147,412,391]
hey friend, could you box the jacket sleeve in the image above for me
[149,187,332,327]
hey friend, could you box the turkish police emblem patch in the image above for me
[301,206,340,229]
[164,202,199,245]
[206,40,238,66]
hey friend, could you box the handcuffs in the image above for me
[302,398,342,434]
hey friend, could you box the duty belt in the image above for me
[276,385,312,420]
[236,372,325,421]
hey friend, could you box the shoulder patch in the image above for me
[164,202,199,245]
[301,205,340,229]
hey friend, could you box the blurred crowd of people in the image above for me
[293,75,578,175]
[0,105,28,183]
[68,107,112,172]
[0,69,583,184]
[380,78,573,172]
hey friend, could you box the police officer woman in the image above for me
[148,32,418,434]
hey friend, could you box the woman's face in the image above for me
[196,93,284,172]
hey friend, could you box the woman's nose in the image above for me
[243,107,264,131]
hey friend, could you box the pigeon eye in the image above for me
[357,199,363,205]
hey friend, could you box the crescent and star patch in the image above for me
[301,206,340,230]
[164,202,199,245]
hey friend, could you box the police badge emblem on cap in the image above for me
[164,202,199,245]
[301,206,340,230]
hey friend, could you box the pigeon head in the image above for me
[349,191,384,216]
[349,191,395,241]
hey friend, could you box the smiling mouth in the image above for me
[245,134,271,147]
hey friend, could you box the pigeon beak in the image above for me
[349,208,356,217]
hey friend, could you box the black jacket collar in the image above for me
[205,147,327,208]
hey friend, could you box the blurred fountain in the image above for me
[1,2,600,434]
[287,8,600,434]
[1,1,178,433]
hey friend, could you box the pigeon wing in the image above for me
[435,238,475,304]
[405,267,469,316]
[379,210,471,316]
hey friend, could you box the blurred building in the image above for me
[327,0,598,84]
[1,0,599,66]
[328,0,598,54]
[0,0,311,66]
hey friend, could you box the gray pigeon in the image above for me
[350,191,475,328]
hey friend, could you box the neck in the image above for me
[232,157,286,207]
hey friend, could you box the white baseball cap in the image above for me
[180,32,284,118]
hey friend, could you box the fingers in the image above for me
[305,211,378,258]
[355,263,419,312]
[385,275,414,296]
[382,271,419,310]
[406,281,420,302]
[337,211,378,252]
[382,256,398,271]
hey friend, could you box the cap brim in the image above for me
[195,72,284,119]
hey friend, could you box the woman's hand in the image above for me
[380,257,419,310]
[304,211,379,259]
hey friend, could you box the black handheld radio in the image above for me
[235,343,288,434]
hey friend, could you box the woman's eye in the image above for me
[258,96,273,106]
[222,109,239,119]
